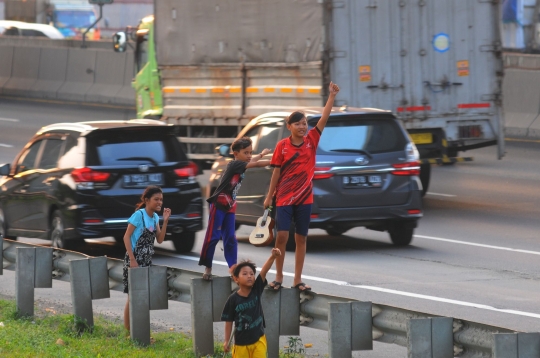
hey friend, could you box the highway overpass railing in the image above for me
[2,238,539,358]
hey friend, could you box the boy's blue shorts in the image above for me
[276,204,312,236]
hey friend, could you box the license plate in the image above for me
[410,133,433,145]
[123,173,163,188]
[343,175,382,188]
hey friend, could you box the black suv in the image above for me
[208,107,423,250]
[0,120,203,252]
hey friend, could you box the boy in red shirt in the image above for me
[263,81,340,291]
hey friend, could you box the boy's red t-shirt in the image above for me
[270,127,321,206]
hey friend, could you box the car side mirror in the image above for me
[0,163,11,176]
[113,31,127,52]
[216,144,232,158]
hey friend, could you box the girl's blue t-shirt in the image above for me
[127,209,159,250]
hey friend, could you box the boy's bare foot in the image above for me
[203,267,212,281]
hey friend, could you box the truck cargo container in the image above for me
[114,0,505,192]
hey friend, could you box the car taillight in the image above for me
[71,168,110,182]
[175,162,199,178]
[314,167,334,180]
[392,161,420,176]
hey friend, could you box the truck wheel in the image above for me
[172,232,196,253]
[419,163,431,196]
[389,226,414,246]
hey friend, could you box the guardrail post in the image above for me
[15,247,52,317]
[129,267,151,346]
[329,302,353,358]
[280,287,300,335]
[128,266,168,345]
[262,289,281,358]
[518,333,540,357]
[328,301,373,358]
[191,278,213,356]
[1,236,3,276]
[69,257,110,330]
[352,301,373,351]
[494,332,540,358]
[407,317,453,358]
[493,333,518,357]
[149,266,168,310]
[211,276,231,322]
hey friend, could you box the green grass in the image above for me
[0,299,307,357]
[0,299,226,358]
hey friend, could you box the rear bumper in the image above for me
[309,183,423,231]
[71,214,203,240]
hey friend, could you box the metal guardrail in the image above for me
[1,238,531,357]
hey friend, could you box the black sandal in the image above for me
[292,282,311,291]
[269,281,282,290]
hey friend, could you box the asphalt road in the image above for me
[2,98,540,356]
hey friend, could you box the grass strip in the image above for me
[0,299,226,357]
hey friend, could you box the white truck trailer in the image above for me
[116,0,505,192]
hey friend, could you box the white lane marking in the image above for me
[415,235,540,256]
[426,192,456,197]
[156,250,540,319]
[0,143,13,148]
[0,117,19,122]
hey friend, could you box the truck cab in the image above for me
[114,15,162,119]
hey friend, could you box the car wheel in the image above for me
[325,227,349,236]
[389,226,414,246]
[419,163,431,197]
[0,208,16,240]
[172,232,196,253]
[50,210,77,250]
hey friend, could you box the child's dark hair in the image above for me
[232,259,257,277]
[135,185,163,210]
[287,111,306,124]
[231,137,252,152]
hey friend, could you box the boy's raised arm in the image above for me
[316,81,340,133]
[247,148,271,169]
[259,248,281,281]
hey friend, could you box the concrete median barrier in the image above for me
[116,50,136,106]
[85,51,127,104]
[28,47,69,99]
[503,69,540,138]
[0,46,14,95]
[57,48,97,102]
[3,47,40,97]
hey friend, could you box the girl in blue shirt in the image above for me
[122,185,171,331]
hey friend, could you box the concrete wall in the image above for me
[503,53,540,139]
[0,39,134,106]
[0,39,540,139]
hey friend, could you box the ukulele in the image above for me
[249,208,275,247]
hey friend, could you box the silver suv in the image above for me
[207,107,423,250]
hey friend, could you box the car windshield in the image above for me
[315,116,407,154]
[86,131,186,166]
